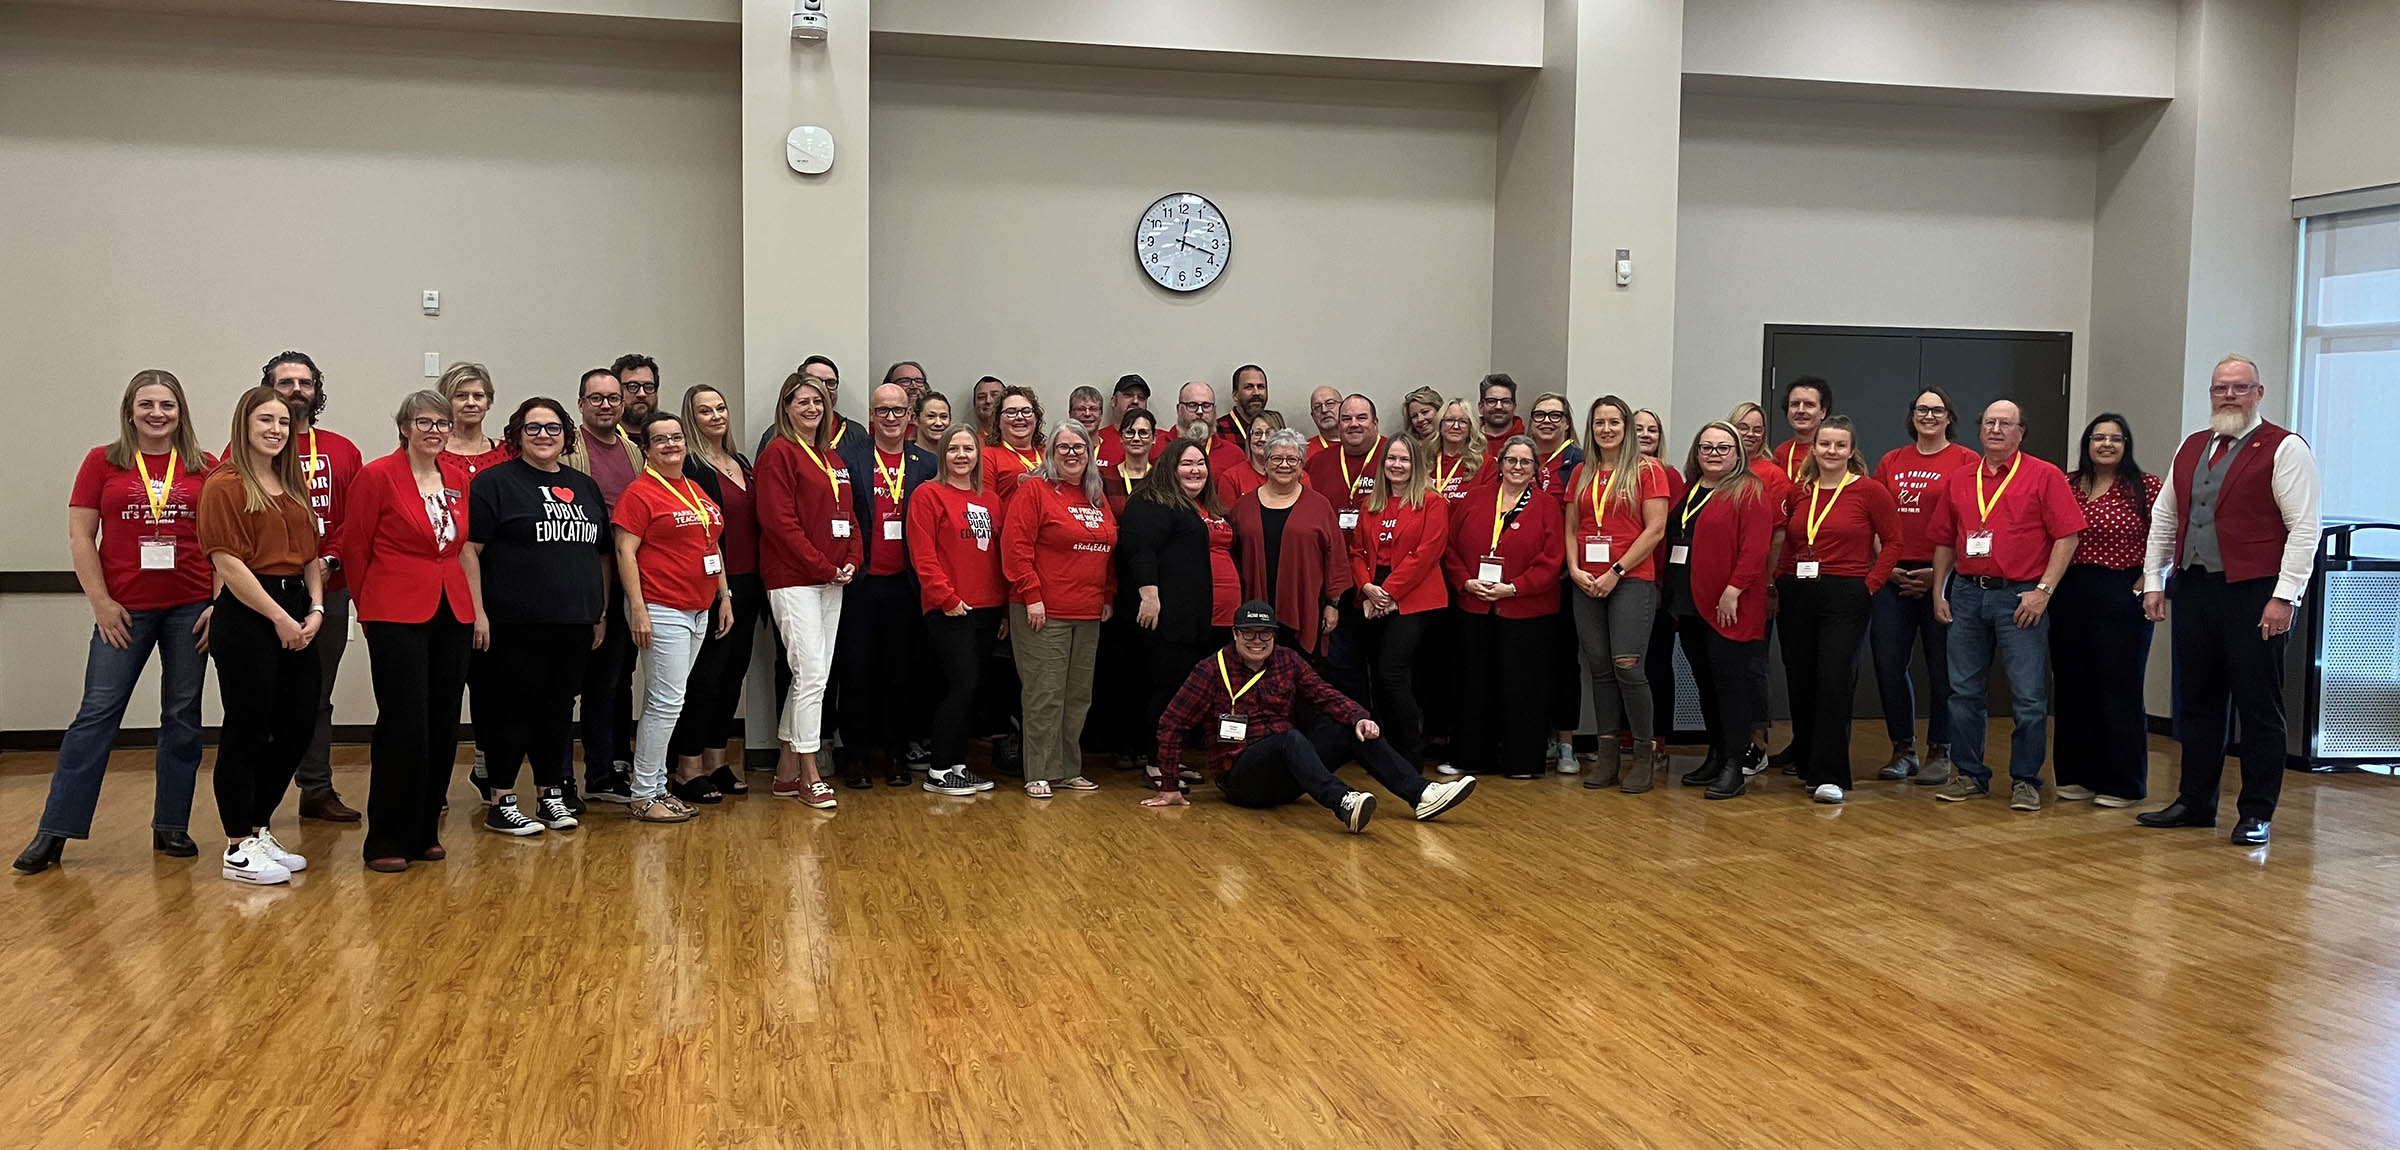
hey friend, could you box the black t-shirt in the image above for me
[469,458,611,625]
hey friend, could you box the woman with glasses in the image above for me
[1216,410,1282,508]
[1100,408,1159,516]
[2049,413,2161,808]
[612,408,732,824]
[1350,436,1449,764]
[1565,396,1672,793]
[1114,438,1242,786]
[1668,422,1774,799]
[1429,398,1487,505]
[1230,428,1350,659]
[909,426,1005,797]
[464,399,608,836]
[984,386,1048,493]
[1775,416,1901,804]
[1444,436,1564,780]
[15,371,217,874]
[912,391,954,456]
[666,385,763,802]
[1867,387,1981,784]
[343,391,481,870]
[1001,419,1117,798]
[757,371,856,809]
[1487,392,1579,498]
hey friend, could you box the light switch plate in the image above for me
[424,352,440,377]
[422,290,440,315]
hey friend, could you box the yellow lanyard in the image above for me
[873,449,907,507]
[1490,487,1525,551]
[305,428,320,478]
[1218,651,1267,705]
[1009,443,1044,471]
[1545,439,1574,470]
[1783,440,1805,476]
[1974,453,2022,523]
[134,449,178,526]
[1121,472,1137,496]
[1679,483,1717,531]
[829,423,847,450]
[1435,452,1465,489]
[1338,437,1383,496]
[795,439,842,497]
[1314,434,1335,454]
[1588,467,1614,532]
[1804,473,1856,546]
[644,467,714,532]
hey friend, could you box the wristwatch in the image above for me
[1609,563,1627,577]
[2034,581,2053,594]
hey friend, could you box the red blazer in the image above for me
[1442,484,1563,619]
[1684,482,1775,641]
[339,450,475,625]
[1351,497,1451,615]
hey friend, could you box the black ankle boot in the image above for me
[1681,748,1722,787]
[152,829,198,858]
[1705,752,1748,800]
[12,833,65,874]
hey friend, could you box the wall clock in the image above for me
[1135,192,1230,292]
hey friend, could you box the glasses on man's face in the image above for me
[1180,400,1215,412]
[586,394,623,407]
[624,381,658,395]
[2209,383,2260,396]
[647,433,686,446]
[1696,443,1736,455]
[412,418,454,433]
[1982,419,2019,429]
[872,406,910,418]
[521,421,566,437]
[1234,628,1276,642]
[1482,397,1512,408]
[891,376,927,387]
[1913,405,1947,417]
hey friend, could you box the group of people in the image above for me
[12,349,2320,882]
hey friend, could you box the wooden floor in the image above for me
[3,728,2396,1149]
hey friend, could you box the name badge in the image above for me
[1668,545,1690,565]
[1218,715,1248,743]
[1584,539,1611,565]
[1795,560,1821,579]
[1964,531,1993,558]
[1477,556,1504,584]
[832,519,853,539]
[703,553,723,576]
[140,537,177,571]
[315,514,328,536]
[1338,510,1359,531]
[883,520,904,541]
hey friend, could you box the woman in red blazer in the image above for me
[1350,436,1450,764]
[1663,420,1774,799]
[1442,436,1564,780]
[340,390,482,870]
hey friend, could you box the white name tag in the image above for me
[703,553,723,576]
[1477,559,1504,584]
[831,519,852,539]
[883,520,903,541]
[1668,545,1690,565]
[140,538,176,570]
[1584,539,1611,565]
[1795,560,1820,579]
[1338,510,1359,531]
[1964,531,1993,558]
[1218,716,1247,743]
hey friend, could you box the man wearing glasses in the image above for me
[1176,380,1249,480]
[1478,373,1525,440]
[2135,354,2321,846]
[561,368,647,805]
[256,351,367,824]
[832,382,940,788]
[612,353,661,420]
[1096,374,1151,467]
[1304,386,1342,459]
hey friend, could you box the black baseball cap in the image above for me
[1232,601,1277,631]
[1113,374,1151,398]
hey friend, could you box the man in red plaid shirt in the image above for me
[1142,601,1477,832]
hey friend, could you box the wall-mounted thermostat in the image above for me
[787,126,834,175]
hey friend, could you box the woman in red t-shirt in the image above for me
[1867,387,1982,784]
[1214,410,1278,509]
[908,426,1007,797]
[983,386,1049,495]
[1624,408,1684,760]
[1775,416,1901,804]
[1564,396,1673,793]
[15,371,218,875]
[612,408,730,824]
[1349,436,1450,765]
[1000,419,1117,798]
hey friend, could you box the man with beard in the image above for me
[1223,364,1270,441]
[612,353,661,420]
[257,351,366,823]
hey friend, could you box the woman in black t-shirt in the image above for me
[464,398,612,835]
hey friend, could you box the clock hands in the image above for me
[1177,238,1220,265]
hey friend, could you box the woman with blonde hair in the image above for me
[1429,398,1486,505]
[1000,419,1117,797]
[1349,434,1450,762]
[1564,394,1673,792]
[1401,385,1444,444]
[438,361,513,478]
[756,370,857,808]
[669,384,764,801]
[1774,414,1900,803]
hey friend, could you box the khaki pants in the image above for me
[1009,607,1100,783]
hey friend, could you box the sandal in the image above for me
[1057,776,1100,791]
[668,775,724,805]
[629,796,695,823]
[709,765,748,795]
[1024,780,1053,799]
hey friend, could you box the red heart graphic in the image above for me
[551,487,577,502]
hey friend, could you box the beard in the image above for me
[1181,420,1213,443]
[2209,408,2248,437]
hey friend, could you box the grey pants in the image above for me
[296,587,351,795]
[1571,579,1657,743]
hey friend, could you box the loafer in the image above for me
[298,790,361,822]
[367,856,410,873]
[2134,800,2216,829]
[2231,818,2270,846]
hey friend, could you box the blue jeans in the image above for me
[1944,579,2051,788]
[37,602,210,838]
[1868,566,1952,748]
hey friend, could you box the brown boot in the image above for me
[1619,740,1657,794]
[1582,739,1621,789]
[299,790,360,822]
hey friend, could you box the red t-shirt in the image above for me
[1214,458,1263,509]
[1202,511,1240,626]
[1874,442,1982,562]
[1925,452,2087,583]
[1429,451,1482,506]
[1566,456,1673,582]
[1304,432,1339,462]
[1769,435,1817,481]
[867,448,910,577]
[70,446,216,611]
[983,442,1044,496]
[999,478,1118,620]
[906,480,1008,613]
[1304,439,1382,517]
[611,470,724,612]
[1780,473,1904,593]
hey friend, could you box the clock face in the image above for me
[1135,192,1230,293]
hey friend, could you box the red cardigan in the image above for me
[756,436,860,589]
[1684,482,1775,641]
[1442,484,1563,619]
[999,478,1117,620]
[1351,497,1451,615]
[1229,487,1352,654]
[338,450,476,625]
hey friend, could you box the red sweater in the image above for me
[1350,497,1451,615]
[1683,483,1775,642]
[907,480,1008,613]
[755,436,860,589]
[1000,478,1117,620]
[983,441,1044,496]
[1874,442,1981,562]
[1442,484,1564,619]
[1778,474,1903,593]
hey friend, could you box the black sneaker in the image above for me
[558,775,587,816]
[904,740,932,770]
[1337,791,1376,833]
[1739,745,1769,777]
[924,767,979,796]
[470,753,494,804]
[536,788,580,830]
[584,771,635,805]
[483,795,544,836]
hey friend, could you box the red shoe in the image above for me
[417,844,446,861]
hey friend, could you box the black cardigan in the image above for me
[686,450,757,564]
[1115,496,1218,644]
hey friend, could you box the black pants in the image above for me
[1357,610,1432,763]
[1323,600,1372,707]
[209,582,321,839]
[834,573,919,767]
[363,603,472,861]
[1454,610,1550,778]
[671,573,763,757]
[1086,611,1149,756]
[1138,628,1216,760]
[574,596,631,783]
[1776,575,1872,790]
[1217,727,1429,811]
[923,607,1002,769]
[2169,569,2286,821]
[483,621,592,793]
[2049,564,2153,801]
[1677,612,1764,759]
[1415,609,1460,756]
[1546,611,1582,736]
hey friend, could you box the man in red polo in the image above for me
[1926,399,2084,812]
[1303,395,1383,540]
[2136,354,2321,846]
[1768,376,1830,478]
[1303,386,1342,460]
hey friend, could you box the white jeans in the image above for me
[768,583,844,753]
[631,602,710,800]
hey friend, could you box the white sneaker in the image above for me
[2092,793,2138,809]
[2056,785,2096,802]
[1812,784,1845,805]
[1556,754,1582,776]
[222,837,292,885]
[1434,762,1461,777]
[536,788,580,830]
[1414,776,1477,821]
[252,827,308,872]
[1337,791,1376,833]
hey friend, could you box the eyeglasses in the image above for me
[1913,405,1948,417]
[1981,418,2020,429]
[1481,397,1512,407]
[890,376,927,386]
[624,381,659,395]
[1001,408,1036,420]
[1439,417,1471,428]
[647,433,686,445]
[2209,382,2260,396]
[2088,433,2126,445]
[1052,444,1088,456]
[1530,411,1567,422]
[1234,628,1277,640]
[1501,456,1535,467]
[521,421,566,437]
[411,418,454,433]
[585,394,623,406]
[1179,400,1215,412]
[1266,454,1303,466]
[1125,426,1156,438]
[872,406,910,418]
[1696,443,1736,455]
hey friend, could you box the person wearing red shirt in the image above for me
[1496,392,1584,768]
[344,391,483,869]
[437,363,515,478]
[253,351,367,824]
[15,372,218,875]
[1726,400,1791,769]
[1099,407,1159,516]
[1774,417,1902,803]
[1111,439,1242,786]
[1765,375,1831,481]
[831,383,938,789]
[1303,386,1343,460]
[1214,409,1277,509]
[1093,374,1152,467]
[2047,414,2165,810]
[1001,419,1118,798]
[609,408,731,827]
[560,367,646,805]
[1927,400,2086,810]
[1476,374,1527,443]
[983,385,1048,495]
[1348,437,1450,765]
[1444,436,1565,780]
[1304,395,1384,533]
[908,427,1007,797]
[757,371,857,809]
[1665,422,1775,799]
[666,386,764,802]
[1564,396,1671,793]
[1867,387,1982,785]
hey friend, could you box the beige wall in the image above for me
[1683,0,2178,99]
[868,56,1499,423]
[1674,95,2099,441]
[872,0,1544,68]
[2293,0,2400,199]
